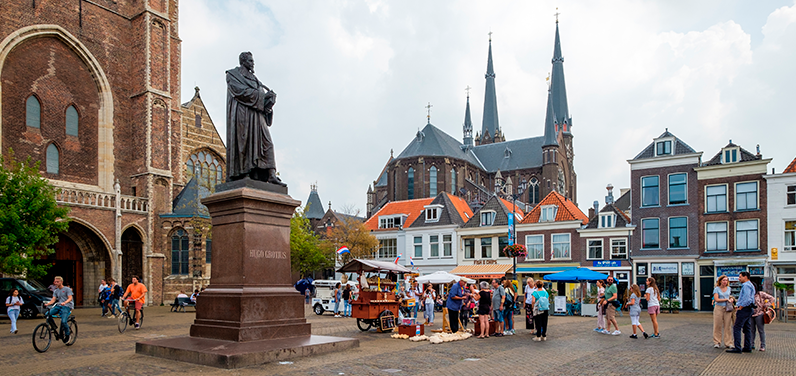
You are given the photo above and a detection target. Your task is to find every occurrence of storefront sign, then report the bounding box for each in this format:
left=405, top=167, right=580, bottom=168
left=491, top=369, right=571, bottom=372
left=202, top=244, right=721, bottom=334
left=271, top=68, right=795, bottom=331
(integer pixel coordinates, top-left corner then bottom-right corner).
left=749, top=266, right=764, bottom=276
left=717, top=265, right=746, bottom=281
left=682, top=263, right=695, bottom=276
left=474, top=259, right=498, bottom=265
left=593, top=260, right=621, bottom=268
left=651, top=263, right=678, bottom=274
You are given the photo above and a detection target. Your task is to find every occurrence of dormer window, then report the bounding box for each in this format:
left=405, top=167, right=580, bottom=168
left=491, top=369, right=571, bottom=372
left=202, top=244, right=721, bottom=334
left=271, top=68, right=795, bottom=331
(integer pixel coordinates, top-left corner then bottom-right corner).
left=722, top=147, right=739, bottom=163
left=480, top=211, right=496, bottom=226
left=425, top=204, right=443, bottom=223
left=378, top=215, right=406, bottom=229
left=655, top=140, right=672, bottom=156
left=540, top=205, right=558, bottom=222
left=599, top=213, right=615, bottom=228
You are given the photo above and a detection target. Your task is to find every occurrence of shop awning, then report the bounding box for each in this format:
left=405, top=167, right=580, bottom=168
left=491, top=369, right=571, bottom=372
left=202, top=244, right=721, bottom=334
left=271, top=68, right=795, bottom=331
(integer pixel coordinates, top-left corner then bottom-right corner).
left=450, top=264, right=512, bottom=279
left=515, top=264, right=579, bottom=274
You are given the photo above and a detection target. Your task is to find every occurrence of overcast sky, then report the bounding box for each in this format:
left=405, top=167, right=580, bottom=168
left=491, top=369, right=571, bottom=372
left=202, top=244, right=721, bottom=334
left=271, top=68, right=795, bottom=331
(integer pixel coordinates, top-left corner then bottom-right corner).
left=180, top=0, right=796, bottom=216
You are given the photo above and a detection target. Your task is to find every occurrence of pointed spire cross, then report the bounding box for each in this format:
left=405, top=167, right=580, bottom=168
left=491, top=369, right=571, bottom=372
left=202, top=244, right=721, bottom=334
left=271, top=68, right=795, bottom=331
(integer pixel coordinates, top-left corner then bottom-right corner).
left=425, top=102, right=433, bottom=123
left=488, top=31, right=493, bottom=42
left=465, top=85, right=471, bottom=98
left=555, top=8, right=560, bottom=23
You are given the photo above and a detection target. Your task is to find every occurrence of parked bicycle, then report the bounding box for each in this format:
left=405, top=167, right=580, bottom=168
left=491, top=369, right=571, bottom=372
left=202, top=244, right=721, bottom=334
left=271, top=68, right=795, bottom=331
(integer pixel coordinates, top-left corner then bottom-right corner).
left=117, top=299, right=144, bottom=333
left=32, top=304, right=77, bottom=353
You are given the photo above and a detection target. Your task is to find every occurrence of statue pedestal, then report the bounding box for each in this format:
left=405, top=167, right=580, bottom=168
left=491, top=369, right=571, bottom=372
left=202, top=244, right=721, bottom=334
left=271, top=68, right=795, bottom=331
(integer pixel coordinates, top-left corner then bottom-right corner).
left=136, top=186, right=358, bottom=368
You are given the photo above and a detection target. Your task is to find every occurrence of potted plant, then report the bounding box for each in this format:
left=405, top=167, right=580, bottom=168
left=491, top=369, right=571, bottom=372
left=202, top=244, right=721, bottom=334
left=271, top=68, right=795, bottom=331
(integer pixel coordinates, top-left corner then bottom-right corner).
left=660, top=298, right=681, bottom=313
left=502, top=244, right=527, bottom=258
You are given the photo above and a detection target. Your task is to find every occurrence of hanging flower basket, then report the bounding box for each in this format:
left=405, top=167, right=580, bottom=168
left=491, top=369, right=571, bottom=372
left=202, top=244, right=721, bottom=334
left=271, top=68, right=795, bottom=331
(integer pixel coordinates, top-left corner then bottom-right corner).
left=502, top=244, right=527, bottom=258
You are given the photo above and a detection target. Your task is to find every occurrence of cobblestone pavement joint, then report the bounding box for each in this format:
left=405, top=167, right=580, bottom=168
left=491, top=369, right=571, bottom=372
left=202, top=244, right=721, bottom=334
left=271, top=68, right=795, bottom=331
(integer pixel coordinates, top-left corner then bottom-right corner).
left=1, top=306, right=794, bottom=375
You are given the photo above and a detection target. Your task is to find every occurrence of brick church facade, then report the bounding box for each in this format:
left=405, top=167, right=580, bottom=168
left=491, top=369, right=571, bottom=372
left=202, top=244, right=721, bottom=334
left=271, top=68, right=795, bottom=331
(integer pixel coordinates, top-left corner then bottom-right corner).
left=1, top=1, right=224, bottom=306
left=367, top=22, right=577, bottom=218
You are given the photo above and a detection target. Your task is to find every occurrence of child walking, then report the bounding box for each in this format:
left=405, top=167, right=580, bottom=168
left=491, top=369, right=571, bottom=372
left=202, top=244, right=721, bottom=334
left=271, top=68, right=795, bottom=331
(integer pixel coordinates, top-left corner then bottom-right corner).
left=627, top=284, right=649, bottom=339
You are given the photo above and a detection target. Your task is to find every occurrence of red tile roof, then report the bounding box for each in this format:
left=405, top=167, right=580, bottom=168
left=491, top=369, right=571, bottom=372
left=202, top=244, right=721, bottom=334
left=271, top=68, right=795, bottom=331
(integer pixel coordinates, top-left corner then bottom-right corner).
left=364, top=197, right=434, bottom=231
left=520, top=191, right=588, bottom=224
left=499, top=198, right=525, bottom=218
left=785, top=156, right=796, bottom=174
left=448, top=193, right=475, bottom=223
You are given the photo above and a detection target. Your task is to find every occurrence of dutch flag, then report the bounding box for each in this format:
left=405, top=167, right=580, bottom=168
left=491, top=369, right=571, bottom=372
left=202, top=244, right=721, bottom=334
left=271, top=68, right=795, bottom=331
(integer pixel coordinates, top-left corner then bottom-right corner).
left=408, top=255, right=415, bottom=267
left=394, top=253, right=402, bottom=264
left=336, top=246, right=350, bottom=255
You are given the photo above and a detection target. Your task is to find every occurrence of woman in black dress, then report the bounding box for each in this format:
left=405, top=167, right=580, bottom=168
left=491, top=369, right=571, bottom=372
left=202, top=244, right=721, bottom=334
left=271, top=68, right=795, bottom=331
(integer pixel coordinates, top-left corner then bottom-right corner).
left=477, top=281, right=492, bottom=338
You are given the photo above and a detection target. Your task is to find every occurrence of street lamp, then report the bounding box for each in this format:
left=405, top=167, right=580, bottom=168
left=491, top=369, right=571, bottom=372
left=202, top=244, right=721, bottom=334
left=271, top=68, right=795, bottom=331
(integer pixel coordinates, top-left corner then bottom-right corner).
left=495, top=177, right=528, bottom=282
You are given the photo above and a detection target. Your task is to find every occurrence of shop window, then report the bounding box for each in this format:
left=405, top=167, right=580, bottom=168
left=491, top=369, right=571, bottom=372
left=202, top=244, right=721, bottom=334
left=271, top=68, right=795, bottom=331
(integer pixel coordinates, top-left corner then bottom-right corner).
left=430, top=235, right=439, bottom=257
left=443, top=235, right=452, bottom=257
left=45, top=144, right=59, bottom=174
left=525, top=235, right=544, bottom=260
left=26, top=95, right=40, bottom=128
left=668, top=217, right=688, bottom=248
left=641, top=218, right=659, bottom=249
left=464, top=238, right=475, bottom=259
left=786, top=221, right=796, bottom=252
left=611, top=239, right=627, bottom=259
left=552, top=234, right=571, bottom=259
left=699, top=265, right=714, bottom=276
left=171, top=229, right=189, bottom=275
left=65, top=105, right=79, bottom=136
left=668, top=173, right=687, bottom=205
left=378, top=238, right=397, bottom=259
left=587, top=239, right=603, bottom=259
left=706, top=222, right=728, bottom=251
left=481, top=237, right=492, bottom=258
left=414, top=236, right=423, bottom=258
left=498, top=236, right=509, bottom=257
left=407, top=167, right=414, bottom=199
left=429, top=166, right=437, bottom=197
left=706, top=185, right=727, bottom=213
left=642, top=176, right=659, bottom=207
left=736, top=220, right=758, bottom=251
left=735, top=182, right=758, bottom=211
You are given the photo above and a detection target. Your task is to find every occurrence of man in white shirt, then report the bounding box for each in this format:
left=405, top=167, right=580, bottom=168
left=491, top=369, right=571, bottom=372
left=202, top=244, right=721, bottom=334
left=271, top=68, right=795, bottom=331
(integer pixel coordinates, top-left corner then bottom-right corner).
left=408, top=280, right=423, bottom=319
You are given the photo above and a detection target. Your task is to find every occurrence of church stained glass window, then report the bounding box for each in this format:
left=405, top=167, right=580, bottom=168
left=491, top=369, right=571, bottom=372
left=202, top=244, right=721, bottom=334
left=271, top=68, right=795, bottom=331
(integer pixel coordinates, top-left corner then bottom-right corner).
left=26, top=96, right=40, bottom=128
left=65, top=106, right=79, bottom=136
left=429, top=166, right=437, bottom=197
left=46, top=144, right=59, bottom=174
left=171, top=229, right=189, bottom=275
left=186, top=150, right=223, bottom=189
left=407, top=167, right=414, bottom=199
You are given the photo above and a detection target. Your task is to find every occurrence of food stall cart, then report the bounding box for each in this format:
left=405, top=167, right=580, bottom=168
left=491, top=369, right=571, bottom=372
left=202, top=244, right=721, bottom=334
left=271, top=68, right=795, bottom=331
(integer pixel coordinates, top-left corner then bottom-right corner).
left=338, top=259, right=412, bottom=333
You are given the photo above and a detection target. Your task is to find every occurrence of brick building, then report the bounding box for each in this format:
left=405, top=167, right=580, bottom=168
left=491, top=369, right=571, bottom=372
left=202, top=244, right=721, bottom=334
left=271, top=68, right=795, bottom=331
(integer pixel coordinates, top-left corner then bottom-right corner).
left=694, top=142, right=770, bottom=310
left=367, top=21, right=577, bottom=218
left=1, top=1, right=222, bottom=306
left=627, top=130, right=702, bottom=310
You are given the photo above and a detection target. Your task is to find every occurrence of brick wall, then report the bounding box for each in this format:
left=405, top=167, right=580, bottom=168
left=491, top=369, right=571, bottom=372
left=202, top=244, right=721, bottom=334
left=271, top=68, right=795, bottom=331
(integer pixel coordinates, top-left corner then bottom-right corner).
left=516, top=227, right=584, bottom=263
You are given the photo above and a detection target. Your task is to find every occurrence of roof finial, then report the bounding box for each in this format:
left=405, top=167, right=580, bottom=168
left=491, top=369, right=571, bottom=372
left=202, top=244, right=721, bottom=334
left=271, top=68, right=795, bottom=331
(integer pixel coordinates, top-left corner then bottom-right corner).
left=425, top=102, right=433, bottom=124
left=488, top=30, right=493, bottom=42
left=554, top=7, right=560, bottom=23
left=465, top=85, right=471, bottom=99
left=390, top=148, right=394, bottom=158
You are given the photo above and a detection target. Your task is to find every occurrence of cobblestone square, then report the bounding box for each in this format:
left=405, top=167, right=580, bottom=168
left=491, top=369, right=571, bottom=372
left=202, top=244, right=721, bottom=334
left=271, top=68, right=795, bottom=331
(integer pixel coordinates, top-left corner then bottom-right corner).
left=1, top=306, right=795, bottom=375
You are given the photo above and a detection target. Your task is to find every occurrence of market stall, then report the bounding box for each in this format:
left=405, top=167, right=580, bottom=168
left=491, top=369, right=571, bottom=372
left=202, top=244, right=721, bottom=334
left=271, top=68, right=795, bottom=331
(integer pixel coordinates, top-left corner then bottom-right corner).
left=544, top=268, right=609, bottom=317
left=338, top=259, right=412, bottom=333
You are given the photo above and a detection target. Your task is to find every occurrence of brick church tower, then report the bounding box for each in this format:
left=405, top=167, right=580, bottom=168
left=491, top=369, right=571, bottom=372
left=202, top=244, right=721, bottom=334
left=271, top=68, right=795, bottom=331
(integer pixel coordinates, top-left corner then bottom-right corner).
left=1, top=1, right=183, bottom=306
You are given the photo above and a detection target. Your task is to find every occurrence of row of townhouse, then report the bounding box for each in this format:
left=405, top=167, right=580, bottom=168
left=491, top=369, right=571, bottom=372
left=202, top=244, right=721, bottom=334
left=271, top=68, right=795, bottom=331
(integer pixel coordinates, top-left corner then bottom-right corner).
left=364, top=130, right=796, bottom=311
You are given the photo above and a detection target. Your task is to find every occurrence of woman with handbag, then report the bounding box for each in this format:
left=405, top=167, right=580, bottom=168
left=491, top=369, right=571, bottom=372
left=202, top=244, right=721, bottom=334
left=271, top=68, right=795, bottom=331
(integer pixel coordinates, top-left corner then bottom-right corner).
left=524, top=278, right=535, bottom=334
left=712, top=275, right=734, bottom=348
left=750, top=283, right=775, bottom=352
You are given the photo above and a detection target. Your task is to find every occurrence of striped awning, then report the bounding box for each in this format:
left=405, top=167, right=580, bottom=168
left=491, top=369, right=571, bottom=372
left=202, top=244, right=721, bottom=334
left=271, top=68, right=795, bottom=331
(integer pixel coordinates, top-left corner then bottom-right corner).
left=450, top=264, right=513, bottom=279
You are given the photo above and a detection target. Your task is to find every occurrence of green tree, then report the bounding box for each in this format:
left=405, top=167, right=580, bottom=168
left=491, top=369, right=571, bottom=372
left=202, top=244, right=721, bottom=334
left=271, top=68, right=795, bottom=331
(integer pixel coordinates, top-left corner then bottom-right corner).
left=0, top=152, right=70, bottom=278
left=290, top=206, right=333, bottom=277
left=322, top=215, right=379, bottom=264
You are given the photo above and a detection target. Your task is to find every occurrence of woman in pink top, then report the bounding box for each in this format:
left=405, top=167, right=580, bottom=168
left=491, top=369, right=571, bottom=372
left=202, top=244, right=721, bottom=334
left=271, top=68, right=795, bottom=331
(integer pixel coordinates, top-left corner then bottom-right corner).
left=750, top=283, right=774, bottom=351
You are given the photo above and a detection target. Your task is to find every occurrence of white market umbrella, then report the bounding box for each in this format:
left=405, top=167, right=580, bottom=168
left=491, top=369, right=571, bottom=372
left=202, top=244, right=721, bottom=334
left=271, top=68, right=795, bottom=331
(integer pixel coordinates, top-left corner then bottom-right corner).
left=415, top=271, right=475, bottom=285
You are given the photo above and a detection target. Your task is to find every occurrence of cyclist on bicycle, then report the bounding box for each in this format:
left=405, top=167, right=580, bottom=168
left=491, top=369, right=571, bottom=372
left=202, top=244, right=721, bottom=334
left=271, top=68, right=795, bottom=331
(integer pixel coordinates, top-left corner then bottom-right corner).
left=44, top=276, right=74, bottom=343
left=121, top=276, right=147, bottom=329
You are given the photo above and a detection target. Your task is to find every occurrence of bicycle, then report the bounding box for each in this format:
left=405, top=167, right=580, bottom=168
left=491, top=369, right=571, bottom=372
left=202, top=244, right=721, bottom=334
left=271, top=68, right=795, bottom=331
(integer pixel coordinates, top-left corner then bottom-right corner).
left=117, top=299, right=144, bottom=333
left=32, top=304, right=78, bottom=353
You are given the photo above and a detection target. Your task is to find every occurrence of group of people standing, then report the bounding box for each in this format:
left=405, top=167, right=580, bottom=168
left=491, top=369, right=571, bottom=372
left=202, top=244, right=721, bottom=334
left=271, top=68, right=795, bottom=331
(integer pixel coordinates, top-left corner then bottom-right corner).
left=97, top=279, right=123, bottom=318
left=593, top=276, right=661, bottom=339
left=714, top=272, right=775, bottom=353
left=332, top=283, right=353, bottom=318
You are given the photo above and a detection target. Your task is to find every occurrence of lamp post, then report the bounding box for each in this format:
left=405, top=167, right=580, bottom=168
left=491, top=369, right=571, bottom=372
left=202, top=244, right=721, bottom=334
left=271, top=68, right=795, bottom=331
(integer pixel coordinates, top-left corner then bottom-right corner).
left=495, top=177, right=528, bottom=282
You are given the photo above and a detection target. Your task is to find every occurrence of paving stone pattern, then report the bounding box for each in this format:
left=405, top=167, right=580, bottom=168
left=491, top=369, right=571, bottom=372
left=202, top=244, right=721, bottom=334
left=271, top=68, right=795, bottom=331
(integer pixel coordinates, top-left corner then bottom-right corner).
left=1, top=306, right=794, bottom=375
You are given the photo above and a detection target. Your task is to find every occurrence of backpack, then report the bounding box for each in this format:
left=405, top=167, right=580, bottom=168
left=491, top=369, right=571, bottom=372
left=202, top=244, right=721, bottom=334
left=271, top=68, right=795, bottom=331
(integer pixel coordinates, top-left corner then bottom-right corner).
left=504, top=291, right=515, bottom=311
left=100, top=287, right=112, bottom=302
left=534, top=291, right=550, bottom=311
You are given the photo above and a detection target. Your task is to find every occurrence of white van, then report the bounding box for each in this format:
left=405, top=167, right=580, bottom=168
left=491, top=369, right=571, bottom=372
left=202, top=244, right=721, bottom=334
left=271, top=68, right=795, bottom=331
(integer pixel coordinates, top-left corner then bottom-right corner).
left=311, top=280, right=357, bottom=315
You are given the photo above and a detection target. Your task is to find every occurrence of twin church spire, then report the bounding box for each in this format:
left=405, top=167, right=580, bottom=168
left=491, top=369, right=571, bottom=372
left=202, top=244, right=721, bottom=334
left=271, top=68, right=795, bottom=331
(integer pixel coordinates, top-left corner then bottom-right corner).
left=465, top=19, right=572, bottom=147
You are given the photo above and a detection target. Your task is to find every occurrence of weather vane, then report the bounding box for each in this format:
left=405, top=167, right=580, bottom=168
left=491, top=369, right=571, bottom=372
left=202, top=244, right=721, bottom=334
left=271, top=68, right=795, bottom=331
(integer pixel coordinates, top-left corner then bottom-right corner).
left=425, top=102, right=433, bottom=122
left=465, top=85, right=471, bottom=98
left=555, top=7, right=560, bottom=23
left=488, top=30, right=493, bottom=42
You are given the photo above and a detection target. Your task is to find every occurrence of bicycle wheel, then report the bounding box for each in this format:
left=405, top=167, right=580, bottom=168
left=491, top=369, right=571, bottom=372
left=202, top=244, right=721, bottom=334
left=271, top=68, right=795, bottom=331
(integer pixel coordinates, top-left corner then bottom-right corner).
left=117, top=312, right=129, bottom=333
left=138, top=309, right=144, bottom=328
left=66, top=319, right=78, bottom=346
left=32, top=323, right=52, bottom=353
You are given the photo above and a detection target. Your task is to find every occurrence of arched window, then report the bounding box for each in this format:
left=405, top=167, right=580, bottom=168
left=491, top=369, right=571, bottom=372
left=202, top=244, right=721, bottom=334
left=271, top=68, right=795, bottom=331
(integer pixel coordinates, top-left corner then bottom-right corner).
left=429, top=166, right=437, bottom=197
left=65, top=105, right=79, bottom=136
left=26, top=96, right=40, bottom=128
left=46, top=144, right=59, bottom=174
left=407, top=167, right=414, bottom=199
left=529, top=177, right=540, bottom=204
left=186, top=150, right=224, bottom=189
left=171, top=229, right=190, bottom=275
left=451, top=168, right=457, bottom=194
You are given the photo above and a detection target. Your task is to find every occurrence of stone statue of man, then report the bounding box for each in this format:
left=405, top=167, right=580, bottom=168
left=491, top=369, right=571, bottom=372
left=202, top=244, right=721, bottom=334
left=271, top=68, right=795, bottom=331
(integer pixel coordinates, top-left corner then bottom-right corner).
left=225, top=52, right=286, bottom=186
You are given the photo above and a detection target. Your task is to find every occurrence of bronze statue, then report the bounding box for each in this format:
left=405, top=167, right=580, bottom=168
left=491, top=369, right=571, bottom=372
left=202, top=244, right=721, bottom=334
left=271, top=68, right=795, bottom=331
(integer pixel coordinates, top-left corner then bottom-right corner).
left=225, top=52, right=286, bottom=186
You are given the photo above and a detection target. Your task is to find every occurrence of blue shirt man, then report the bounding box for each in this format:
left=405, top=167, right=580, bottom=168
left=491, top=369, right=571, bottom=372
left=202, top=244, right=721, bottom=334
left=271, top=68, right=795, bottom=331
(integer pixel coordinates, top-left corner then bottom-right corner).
left=736, top=280, right=756, bottom=308
left=728, top=271, right=756, bottom=353
left=446, top=280, right=467, bottom=332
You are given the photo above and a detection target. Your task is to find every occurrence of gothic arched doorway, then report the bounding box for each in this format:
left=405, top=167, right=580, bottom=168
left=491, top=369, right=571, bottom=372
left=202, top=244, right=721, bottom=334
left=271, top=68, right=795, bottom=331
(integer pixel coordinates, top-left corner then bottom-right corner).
left=122, top=228, right=144, bottom=287
left=39, top=234, right=84, bottom=305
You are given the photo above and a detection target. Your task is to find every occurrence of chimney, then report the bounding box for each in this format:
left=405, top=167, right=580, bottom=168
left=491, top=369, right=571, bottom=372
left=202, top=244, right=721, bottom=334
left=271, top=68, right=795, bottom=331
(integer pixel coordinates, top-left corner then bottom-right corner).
left=588, top=207, right=595, bottom=219
left=756, top=144, right=761, bottom=159
left=605, top=184, right=614, bottom=205
left=591, top=200, right=599, bottom=218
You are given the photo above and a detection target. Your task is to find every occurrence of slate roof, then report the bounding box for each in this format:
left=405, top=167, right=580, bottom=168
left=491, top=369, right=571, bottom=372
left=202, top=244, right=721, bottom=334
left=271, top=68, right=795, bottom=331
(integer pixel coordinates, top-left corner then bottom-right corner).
left=463, top=194, right=520, bottom=228
left=471, top=137, right=544, bottom=172
left=375, top=172, right=388, bottom=187
left=584, top=203, right=631, bottom=229
left=702, top=143, right=760, bottom=166
left=520, top=190, right=588, bottom=224
left=613, top=189, right=631, bottom=213
left=785, top=156, right=796, bottom=173
left=632, top=130, right=698, bottom=160
left=364, top=197, right=435, bottom=232
left=168, top=177, right=210, bottom=218
left=550, top=22, right=572, bottom=131
left=542, top=90, right=559, bottom=147
left=408, top=193, right=474, bottom=228
left=481, top=39, right=500, bottom=142
left=396, top=123, right=484, bottom=169
left=305, top=189, right=325, bottom=219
